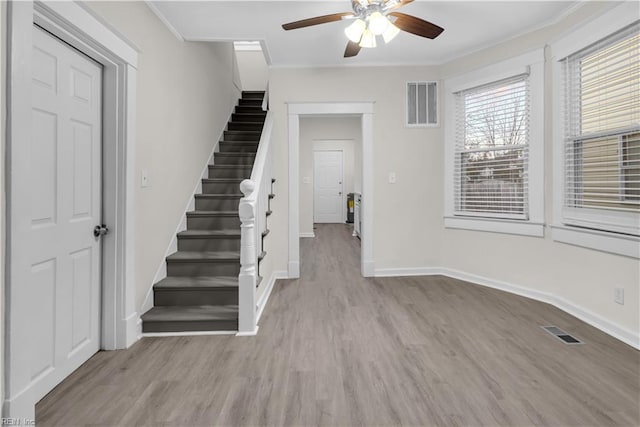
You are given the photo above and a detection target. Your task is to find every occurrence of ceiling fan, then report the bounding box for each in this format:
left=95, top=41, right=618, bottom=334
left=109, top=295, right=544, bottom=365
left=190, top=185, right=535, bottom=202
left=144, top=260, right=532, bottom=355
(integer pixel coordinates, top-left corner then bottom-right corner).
left=281, top=0, right=444, bottom=58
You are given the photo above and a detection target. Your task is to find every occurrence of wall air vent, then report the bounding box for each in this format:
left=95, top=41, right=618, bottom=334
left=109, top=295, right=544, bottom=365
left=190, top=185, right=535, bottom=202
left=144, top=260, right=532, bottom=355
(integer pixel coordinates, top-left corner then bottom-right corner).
left=406, top=81, right=438, bottom=127
left=542, top=326, right=584, bottom=345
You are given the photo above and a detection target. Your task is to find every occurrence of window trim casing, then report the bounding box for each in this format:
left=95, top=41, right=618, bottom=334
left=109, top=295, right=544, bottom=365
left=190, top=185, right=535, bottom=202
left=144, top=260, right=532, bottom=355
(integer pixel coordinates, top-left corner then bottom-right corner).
left=405, top=80, right=439, bottom=128
left=444, top=48, right=545, bottom=237
left=550, top=3, right=640, bottom=258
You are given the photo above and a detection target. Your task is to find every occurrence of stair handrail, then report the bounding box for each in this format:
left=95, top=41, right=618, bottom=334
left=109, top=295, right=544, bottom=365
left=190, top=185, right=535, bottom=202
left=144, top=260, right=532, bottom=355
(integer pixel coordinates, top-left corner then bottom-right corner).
left=238, top=109, right=274, bottom=335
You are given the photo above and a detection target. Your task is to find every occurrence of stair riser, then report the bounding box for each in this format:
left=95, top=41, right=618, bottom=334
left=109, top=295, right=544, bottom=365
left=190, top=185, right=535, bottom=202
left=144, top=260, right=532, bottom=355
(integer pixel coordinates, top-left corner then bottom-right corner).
left=235, top=106, right=264, bottom=114
left=227, top=122, right=263, bottom=132
left=154, top=289, right=238, bottom=306
left=242, top=92, right=265, bottom=99
left=231, top=114, right=266, bottom=122
left=214, top=156, right=256, bottom=166
left=167, top=262, right=240, bottom=277
left=238, top=99, right=262, bottom=106
left=219, top=143, right=259, bottom=153
left=177, top=237, right=241, bottom=252
left=142, top=319, right=238, bottom=333
left=187, top=215, right=240, bottom=229
left=224, top=132, right=261, bottom=141
left=208, top=167, right=252, bottom=179
left=195, top=198, right=241, bottom=211
left=202, top=181, right=243, bottom=193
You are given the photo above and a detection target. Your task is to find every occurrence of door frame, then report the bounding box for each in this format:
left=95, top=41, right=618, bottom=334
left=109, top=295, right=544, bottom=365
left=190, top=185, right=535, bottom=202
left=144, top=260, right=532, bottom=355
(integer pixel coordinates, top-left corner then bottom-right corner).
left=313, top=149, right=345, bottom=224
left=288, top=103, right=375, bottom=278
left=6, top=1, right=138, bottom=418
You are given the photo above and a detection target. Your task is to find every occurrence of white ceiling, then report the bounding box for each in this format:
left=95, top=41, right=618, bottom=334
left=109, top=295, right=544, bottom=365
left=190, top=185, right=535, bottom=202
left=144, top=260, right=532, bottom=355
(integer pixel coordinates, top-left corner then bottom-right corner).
left=149, top=0, right=581, bottom=67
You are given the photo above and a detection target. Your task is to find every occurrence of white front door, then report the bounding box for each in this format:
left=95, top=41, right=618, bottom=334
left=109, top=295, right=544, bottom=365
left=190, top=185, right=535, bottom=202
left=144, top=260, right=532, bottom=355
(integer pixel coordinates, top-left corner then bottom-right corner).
left=23, top=25, right=103, bottom=402
left=314, top=150, right=344, bottom=223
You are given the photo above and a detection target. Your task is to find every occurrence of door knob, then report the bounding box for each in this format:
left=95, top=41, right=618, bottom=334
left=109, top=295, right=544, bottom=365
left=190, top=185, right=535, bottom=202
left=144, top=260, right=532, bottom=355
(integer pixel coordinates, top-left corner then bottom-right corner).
left=339, top=192, right=342, bottom=195
left=93, top=224, right=109, bottom=238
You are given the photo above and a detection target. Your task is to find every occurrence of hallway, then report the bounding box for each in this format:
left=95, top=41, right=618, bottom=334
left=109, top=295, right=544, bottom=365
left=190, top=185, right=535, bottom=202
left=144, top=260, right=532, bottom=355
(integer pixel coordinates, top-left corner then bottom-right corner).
left=36, top=224, right=639, bottom=426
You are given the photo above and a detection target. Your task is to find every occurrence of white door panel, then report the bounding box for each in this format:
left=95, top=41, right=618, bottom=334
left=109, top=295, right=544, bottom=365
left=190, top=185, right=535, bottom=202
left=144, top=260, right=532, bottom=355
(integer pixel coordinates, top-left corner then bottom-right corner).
left=25, top=25, right=102, bottom=402
left=314, top=151, right=343, bottom=223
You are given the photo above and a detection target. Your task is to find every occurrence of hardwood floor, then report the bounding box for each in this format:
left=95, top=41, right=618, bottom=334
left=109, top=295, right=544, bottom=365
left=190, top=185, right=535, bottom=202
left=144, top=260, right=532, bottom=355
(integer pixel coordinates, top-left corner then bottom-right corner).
left=36, top=223, right=640, bottom=426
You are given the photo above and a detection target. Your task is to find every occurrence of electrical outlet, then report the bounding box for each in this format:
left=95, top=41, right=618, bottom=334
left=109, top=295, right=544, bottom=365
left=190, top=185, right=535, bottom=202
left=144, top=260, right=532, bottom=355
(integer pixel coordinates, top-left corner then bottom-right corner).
left=614, top=288, right=624, bottom=305
left=388, top=172, right=396, bottom=184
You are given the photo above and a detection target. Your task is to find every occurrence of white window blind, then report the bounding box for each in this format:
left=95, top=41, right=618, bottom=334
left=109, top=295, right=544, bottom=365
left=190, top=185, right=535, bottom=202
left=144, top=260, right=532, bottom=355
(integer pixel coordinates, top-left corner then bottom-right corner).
left=407, top=81, right=438, bottom=126
left=454, top=74, right=530, bottom=219
left=562, top=22, right=639, bottom=234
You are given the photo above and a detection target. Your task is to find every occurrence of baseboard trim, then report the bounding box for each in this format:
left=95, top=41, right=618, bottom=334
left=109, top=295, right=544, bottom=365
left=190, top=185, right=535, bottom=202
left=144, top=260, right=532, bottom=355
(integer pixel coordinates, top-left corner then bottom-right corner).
left=374, top=266, right=639, bottom=350
left=299, top=232, right=315, bottom=238
left=288, top=261, right=300, bottom=279
left=374, top=267, right=443, bottom=277
left=125, top=312, right=140, bottom=348
left=256, top=270, right=288, bottom=323
left=3, top=385, right=35, bottom=420
left=142, top=330, right=237, bottom=338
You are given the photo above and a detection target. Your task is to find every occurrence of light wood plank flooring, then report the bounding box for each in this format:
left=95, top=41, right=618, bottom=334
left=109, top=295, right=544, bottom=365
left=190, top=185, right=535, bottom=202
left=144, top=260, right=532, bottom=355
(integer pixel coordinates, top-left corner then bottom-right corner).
left=37, top=223, right=639, bottom=426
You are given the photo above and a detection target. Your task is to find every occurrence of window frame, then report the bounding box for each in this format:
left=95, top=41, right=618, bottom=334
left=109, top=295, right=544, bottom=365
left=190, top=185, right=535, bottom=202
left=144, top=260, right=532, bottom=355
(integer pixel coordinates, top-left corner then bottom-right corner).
left=551, top=3, right=640, bottom=258
left=444, top=49, right=545, bottom=237
left=405, top=80, right=439, bottom=128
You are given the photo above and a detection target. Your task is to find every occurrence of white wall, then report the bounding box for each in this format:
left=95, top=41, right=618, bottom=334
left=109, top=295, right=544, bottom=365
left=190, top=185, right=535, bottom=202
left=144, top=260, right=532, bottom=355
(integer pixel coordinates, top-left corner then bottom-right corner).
left=87, top=2, right=240, bottom=310
left=235, top=50, right=268, bottom=91
left=267, top=1, right=639, bottom=345
left=269, top=64, right=443, bottom=272
left=299, top=117, right=361, bottom=235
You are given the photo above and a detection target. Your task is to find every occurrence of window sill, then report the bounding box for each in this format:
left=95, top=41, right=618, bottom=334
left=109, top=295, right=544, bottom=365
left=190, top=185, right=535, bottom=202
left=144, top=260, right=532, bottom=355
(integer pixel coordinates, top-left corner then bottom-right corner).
left=551, top=225, right=639, bottom=259
left=444, top=216, right=544, bottom=237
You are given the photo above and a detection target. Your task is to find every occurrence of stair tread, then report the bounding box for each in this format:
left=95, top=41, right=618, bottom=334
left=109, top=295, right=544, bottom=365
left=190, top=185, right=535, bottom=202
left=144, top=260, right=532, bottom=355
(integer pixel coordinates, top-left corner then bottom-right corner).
left=202, top=177, right=245, bottom=182
left=195, top=193, right=243, bottom=198
left=219, top=141, right=260, bottom=144
left=155, top=276, right=238, bottom=289
left=178, top=229, right=240, bottom=237
left=167, top=251, right=240, bottom=261
left=215, top=153, right=256, bottom=156
left=142, top=305, right=238, bottom=322
left=187, top=210, right=238, bottom=216
left=209, top=164, right=253, bottom=169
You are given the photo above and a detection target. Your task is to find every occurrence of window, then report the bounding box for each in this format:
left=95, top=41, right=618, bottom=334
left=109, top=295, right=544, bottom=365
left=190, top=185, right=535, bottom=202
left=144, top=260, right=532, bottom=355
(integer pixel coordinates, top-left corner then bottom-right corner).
left=561, top=22, right=639, bottom=236
left=444, top=49, right=544, bottom=236
left=406, top=81, right=438, bottom=126
left=454, top=75, right=529, bottom=219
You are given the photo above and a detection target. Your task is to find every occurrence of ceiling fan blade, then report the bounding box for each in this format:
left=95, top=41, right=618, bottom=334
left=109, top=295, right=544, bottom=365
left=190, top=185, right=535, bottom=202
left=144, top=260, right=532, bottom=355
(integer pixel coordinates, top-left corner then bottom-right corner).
left=385, top=0, right=414, bottom=11
left=344, top=40, right=362, bottom=58
left=388, top=12, right=444, bottom=39
left=282, top=12, right=353, bottom=30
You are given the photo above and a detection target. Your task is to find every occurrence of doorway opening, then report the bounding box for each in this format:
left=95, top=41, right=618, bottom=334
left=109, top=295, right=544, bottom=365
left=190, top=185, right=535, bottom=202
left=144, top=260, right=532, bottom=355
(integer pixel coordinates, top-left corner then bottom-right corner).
left=287, top=103, right=374, bottom=279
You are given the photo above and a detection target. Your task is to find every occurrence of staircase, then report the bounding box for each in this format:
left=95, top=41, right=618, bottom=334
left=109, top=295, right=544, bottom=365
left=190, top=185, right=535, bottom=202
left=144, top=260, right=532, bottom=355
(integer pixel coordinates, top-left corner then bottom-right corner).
left=141, top=91, right=269, bottom=333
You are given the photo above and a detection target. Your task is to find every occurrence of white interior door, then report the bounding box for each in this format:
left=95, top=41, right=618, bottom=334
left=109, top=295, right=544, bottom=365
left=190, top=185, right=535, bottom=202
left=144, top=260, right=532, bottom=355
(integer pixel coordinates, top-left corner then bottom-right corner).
left=24, top=25, right=103, bottom=402
left=314, top=150, right=344, bottom=223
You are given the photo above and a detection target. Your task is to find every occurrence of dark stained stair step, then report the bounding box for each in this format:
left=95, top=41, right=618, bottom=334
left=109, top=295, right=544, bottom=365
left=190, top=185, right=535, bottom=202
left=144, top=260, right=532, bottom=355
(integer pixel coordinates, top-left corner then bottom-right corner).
left=231, top=113, right=267, bottom=122
left=213, top=153, right=256, bottom=166
left=242, top=91, right=265, bottom=99
left=224, top=130, right=261, bottom=141
left=141, top=305, right=238, bottom=333
left=228, top=122, right=264, bottom=131
left=166, top=251, right=241, bottom=277
left=235, top=105, right=264, bottom=114
left=153, top=276, right=238, bottom=306
left=238, top=98, right=263, bottom=106
left=194, top=193, right=242, bottom=211
left=187, top=210, right=240, bottom=229
left=219, top=141, right=259, bottom=153
left=208, top=164, right=253, bottom=178
left=202, top=178, right=245, bottom=194
left=177, top=229, right=241, bottom=251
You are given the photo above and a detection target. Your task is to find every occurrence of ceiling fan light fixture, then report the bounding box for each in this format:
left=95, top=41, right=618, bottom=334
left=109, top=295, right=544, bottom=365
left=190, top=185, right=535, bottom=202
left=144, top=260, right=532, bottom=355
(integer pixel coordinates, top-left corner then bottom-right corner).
left=345, top=18, right=366, bottom=43
left=368, top=11, right=389, bottom=35
left=359, top=28, right=377, bottom=48
left=382, top=22, right=401, bottom=43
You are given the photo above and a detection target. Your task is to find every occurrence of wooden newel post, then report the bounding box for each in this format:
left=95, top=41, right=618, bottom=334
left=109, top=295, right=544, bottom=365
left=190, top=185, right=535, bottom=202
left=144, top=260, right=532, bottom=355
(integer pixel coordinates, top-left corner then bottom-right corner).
left=238, top=179, right=258, bottom=335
